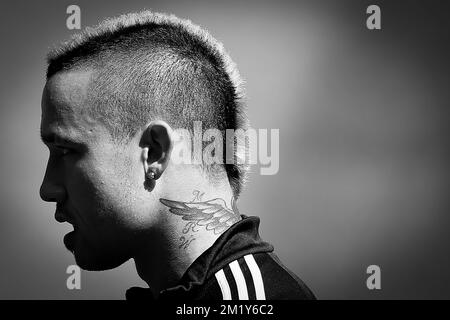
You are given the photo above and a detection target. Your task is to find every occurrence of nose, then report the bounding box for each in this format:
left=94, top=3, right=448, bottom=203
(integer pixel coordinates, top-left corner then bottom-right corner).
left=40, top=181, right=66, bottom=203
left=40, top=162, right=66, bottom=203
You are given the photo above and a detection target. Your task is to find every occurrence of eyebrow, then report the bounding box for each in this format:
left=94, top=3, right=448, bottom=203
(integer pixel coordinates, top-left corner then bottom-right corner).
left=40, top=131, right=53, bottom=144
left=40, top=130, right=81, bottom=146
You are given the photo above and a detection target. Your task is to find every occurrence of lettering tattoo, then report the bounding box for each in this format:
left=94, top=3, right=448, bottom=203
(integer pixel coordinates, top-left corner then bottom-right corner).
left=192, top=190, right=205, bottom=202
left=160, top=193, right=241, bottom=249
left=179, top=235, right=196, bottom=249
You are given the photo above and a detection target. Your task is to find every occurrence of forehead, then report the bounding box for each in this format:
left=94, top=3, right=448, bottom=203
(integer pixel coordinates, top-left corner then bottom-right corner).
left=41, top=70, right=105, bottom=143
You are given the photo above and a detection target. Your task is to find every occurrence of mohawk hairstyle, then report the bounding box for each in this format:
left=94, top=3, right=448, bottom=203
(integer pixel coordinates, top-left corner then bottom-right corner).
left=46, top=11, right=249, bottom=198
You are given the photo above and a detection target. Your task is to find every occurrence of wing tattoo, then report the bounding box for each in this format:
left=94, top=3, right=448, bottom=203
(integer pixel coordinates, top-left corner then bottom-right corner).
left=159, top=197, right=240, bottom=235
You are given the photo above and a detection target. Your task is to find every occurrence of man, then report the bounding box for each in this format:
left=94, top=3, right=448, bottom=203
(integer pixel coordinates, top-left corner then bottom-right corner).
left=40, top=10, right=315, bottom=300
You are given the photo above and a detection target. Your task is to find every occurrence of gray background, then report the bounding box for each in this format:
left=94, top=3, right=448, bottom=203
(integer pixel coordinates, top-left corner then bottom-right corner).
left=0, top=0, right=449, bottom=299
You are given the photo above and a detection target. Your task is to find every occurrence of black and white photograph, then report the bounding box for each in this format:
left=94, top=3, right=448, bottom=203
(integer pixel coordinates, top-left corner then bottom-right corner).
left=0, top=0, right=449, bottom=311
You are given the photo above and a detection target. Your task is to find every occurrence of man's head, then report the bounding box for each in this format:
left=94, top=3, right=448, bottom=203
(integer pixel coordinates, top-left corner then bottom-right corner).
left=40, top=11, right=248, bottom=271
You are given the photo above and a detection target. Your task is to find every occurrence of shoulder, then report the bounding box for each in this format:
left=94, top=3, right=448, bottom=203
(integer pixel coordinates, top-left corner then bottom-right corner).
left=258, top=252, right=316, bottom=300
left=199, top=253, right=316, bottom=300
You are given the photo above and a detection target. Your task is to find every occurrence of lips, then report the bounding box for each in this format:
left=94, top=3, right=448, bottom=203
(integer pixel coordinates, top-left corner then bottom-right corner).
left=55, top=206, right=75, bottom=225
left=55, top=205, right=77, bottom=253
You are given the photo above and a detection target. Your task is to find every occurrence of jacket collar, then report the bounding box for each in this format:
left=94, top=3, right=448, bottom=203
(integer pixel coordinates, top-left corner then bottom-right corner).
left=126, top=215, right=273, bottom=300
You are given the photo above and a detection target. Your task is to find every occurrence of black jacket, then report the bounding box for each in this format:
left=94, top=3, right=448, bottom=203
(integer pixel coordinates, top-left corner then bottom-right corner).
left=126, top=216, right=316, bottom=300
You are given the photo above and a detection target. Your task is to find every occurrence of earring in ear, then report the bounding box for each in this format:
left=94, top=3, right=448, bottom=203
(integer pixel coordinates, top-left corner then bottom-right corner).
left=147, top=170, right=156, bottom=180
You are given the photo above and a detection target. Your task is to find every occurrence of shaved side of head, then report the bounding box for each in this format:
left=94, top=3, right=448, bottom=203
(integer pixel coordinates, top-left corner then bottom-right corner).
left=46, top=11, right=249, bottom=197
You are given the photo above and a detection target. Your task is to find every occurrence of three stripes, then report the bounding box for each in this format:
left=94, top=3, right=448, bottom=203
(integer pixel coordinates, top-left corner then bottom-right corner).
left=214, top=254, right=265, bottom=300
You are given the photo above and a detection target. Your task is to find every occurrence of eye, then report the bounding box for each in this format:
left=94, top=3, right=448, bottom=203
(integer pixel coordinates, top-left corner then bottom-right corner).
left=56, top=146, right=74, bottom=157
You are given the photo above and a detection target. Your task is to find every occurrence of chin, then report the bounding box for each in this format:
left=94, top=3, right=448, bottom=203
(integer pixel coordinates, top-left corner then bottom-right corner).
left=72, top=241, right=131, bottom=271
left=74, top=250, right=130, bottom=271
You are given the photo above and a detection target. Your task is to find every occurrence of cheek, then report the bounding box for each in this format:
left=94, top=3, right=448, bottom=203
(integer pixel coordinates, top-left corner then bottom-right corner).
left=65, top=150, right=144, bottom=228
left=64, top=156, right=119, bottom=214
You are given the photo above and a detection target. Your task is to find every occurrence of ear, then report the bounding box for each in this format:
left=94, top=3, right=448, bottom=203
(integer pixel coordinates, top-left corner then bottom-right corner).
left=140, top=120, right=174, bottom=181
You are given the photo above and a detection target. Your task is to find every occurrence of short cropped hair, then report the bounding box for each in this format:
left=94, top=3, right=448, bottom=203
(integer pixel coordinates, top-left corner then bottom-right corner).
left=46, top=11, right=248, bottom=198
